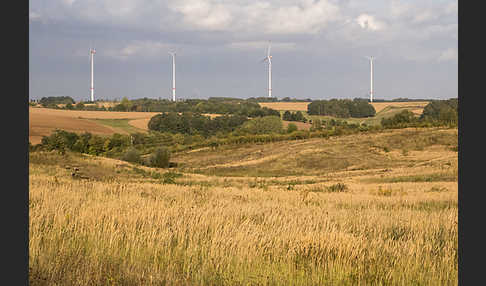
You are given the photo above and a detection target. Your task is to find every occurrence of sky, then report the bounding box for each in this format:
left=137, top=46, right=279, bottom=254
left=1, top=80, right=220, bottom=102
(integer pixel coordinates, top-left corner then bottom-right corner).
left=29, top=0, right=458, bottom=102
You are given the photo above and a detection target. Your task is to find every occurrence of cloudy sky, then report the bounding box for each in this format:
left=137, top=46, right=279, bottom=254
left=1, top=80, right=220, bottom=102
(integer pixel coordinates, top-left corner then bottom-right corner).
left=29, top=0, right=458, bottom=101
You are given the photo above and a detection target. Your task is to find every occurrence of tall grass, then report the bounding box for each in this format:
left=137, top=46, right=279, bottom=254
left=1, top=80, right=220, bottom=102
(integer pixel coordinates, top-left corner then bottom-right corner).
left=29, top=161, right=457, bottom=285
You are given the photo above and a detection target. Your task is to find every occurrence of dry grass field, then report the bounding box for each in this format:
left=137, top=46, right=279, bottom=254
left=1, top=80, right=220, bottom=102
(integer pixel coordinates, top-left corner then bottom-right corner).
left=29, top=127, right=457, bottom=285
left=29, top=107, right=158, bottom=144
left=259, top=102, right=310, bottom=111
left=258, top=101, right=429, bottom=115
left=371, top=101, right=429, bottom=114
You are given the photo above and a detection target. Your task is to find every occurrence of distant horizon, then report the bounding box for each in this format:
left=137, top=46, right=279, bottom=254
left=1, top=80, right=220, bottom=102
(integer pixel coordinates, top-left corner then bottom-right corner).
left=30, top=95, right=456, bottom=103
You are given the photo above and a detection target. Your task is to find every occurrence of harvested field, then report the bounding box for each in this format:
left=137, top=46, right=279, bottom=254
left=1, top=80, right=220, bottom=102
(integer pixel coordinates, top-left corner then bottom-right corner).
left=258, top=102, right=310, bottom=111
left=371, top=101, right=429, bottom=114
left=128, top=118, right=151, bottom=131
left=259, top=101, right=429, bottom=116
left=29, top=107, right=158, bottom=144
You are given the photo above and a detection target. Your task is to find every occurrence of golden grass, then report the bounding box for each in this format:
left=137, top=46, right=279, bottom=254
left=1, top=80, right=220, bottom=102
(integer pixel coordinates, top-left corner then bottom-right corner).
left=127, top=118, right=151, bottom=131
left=258, top=101, right=429, bottom=116
left=29, top=127, right=457, bottom=285
left=258, top=102, right=310, bottom=111
left=371, top=101, right=429, bottom=114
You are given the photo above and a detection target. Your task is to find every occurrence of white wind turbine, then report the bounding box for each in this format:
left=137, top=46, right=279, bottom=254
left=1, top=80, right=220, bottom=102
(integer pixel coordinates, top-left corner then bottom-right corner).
left=365, top=56, right=375, bottom=102
left=168, top=50, right=176, bottom=102
left=261, top=41, right=272, bottom=98
left=89, top=47, right=96, bottom=102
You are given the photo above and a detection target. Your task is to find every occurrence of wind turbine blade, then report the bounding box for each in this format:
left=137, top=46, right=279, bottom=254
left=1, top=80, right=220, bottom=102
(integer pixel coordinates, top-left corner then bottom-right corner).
left=261, top=58, right=268, bottom=63
left=267, top=42, right=271, bottom=58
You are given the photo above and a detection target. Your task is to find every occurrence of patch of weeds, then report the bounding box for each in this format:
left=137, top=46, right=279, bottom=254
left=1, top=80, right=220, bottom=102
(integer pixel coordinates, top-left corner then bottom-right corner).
left=370, top=172, right=457, bottom=183
left=286, top=181, right=298, bottom=191
left=326, top=183, right=348, bottom=192
left=450, top=146, right=458, bottom=152
left=425, top=186, right=449, bottom=193
left=375, top=186, right=393, bottom=197
left=162, top=171, right=183, bottom=184
left=307, top=183, right=348, bottom=193
left=383, top=146, right=390, bottom=153
left=385, top=225, right=412, bottom=241
left=150, top=172, right=162, bottom=180
left=307, top=186, right=327, bottom=193
left=401, top=149, right=409, bottom=156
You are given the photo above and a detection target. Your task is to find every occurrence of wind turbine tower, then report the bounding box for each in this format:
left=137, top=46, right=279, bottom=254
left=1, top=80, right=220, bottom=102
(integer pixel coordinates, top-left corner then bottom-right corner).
left=90, top=48, right=96, bottom=102
left=262, top=42, right=272, bottom=98
left=367, top=56, right=374, bottom=102
left=169, top=51, right=176, bottom=102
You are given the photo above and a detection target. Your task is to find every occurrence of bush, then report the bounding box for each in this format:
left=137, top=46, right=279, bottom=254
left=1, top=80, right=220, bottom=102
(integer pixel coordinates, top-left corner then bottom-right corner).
left=149, top=147, right=170, bottom=168
left=122, top=147, right=141, bottom=164
left=287, top=123, right=298, bottom=133
left=239, top=116, right=283, bottom=135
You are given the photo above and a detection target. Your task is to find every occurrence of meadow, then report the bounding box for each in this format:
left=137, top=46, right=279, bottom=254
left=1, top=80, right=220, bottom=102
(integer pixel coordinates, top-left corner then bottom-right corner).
left=29, top=127, right=457, bottom=285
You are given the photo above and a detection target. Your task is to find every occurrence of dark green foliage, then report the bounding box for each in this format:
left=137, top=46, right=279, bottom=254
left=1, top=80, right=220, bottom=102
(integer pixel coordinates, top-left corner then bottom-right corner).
left=149, top=147, right=171, bottom=168
left=308, top=98, right=376, bottom=118
left=287, top=123, right=298, bottom=133
left=148, top=112, right=248, bottom=137
left=381, top=110, right=418, bottom=128
left=283, top=111, right=307, bottom=122
left=118, top=97, right=279, bottom=117
left=75, top=102, right=85, bottom=110
left=40, top=129, right=80, bottom=153
left=39, top=96, right=75, bottom=107
left=87, top=136, right=106, bottom=155
left=122, top=147, right=141, bottom=164
left=420, top=98, right=458, bottom=125
left=238, top=116, right=284, bottom=135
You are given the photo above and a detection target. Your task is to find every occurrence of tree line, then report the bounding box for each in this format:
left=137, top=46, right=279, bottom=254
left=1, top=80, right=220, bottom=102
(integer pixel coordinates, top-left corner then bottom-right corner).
left=282, top=111, right=307, bottom=122
left=381, top=98, right=457, bottom=128
left=307, top=98, right=376, bottom=118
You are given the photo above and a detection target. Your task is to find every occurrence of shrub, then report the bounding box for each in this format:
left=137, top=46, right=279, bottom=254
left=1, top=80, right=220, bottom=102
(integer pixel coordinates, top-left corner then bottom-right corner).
left=287, top=123, right=298, bottom=133
left=122, top=147, right=141, bottom=164
left=149, top=147, right=170, bottom=168
left=239, top=116, right=283, bottom=135
left=162, top=171, right=183, bottom=184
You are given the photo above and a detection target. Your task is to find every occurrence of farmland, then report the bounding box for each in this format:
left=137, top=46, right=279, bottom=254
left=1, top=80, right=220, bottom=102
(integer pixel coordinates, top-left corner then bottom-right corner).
left=258, top=101, right=429, bottom=115
left=29, top=127, right=457, bottom=285
left=29, top=107, right=157, bottom=144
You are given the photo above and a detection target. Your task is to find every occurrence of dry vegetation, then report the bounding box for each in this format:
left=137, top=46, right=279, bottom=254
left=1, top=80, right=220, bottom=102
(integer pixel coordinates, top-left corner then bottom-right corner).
left=30, top=127, right=457, bottom=285
left=258, top=101, right=429, bottom=115
left=258, top=102, right=310, bottom=111
left=371, top=101, right=429, bottom=114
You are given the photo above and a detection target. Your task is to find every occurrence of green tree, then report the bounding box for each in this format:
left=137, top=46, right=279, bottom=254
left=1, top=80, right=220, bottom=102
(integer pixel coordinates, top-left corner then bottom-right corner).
left=283, top=111, right=292, bottom=121
left=75, top=102, right=85, bottom=110
left=239, top=116, right=283, bottom=135
left=149, top=147, right=170, bottom=168
left=122, top=147, right=141, bottom=163
left=287, top=123, right=298, bottom=133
